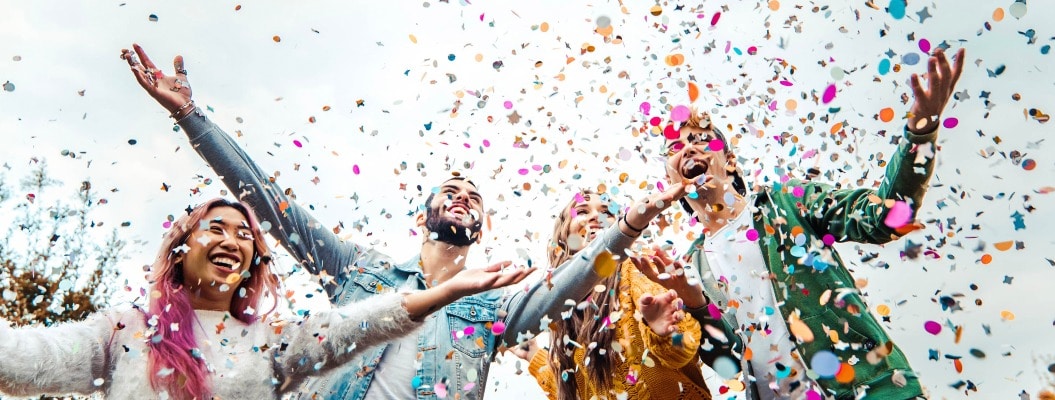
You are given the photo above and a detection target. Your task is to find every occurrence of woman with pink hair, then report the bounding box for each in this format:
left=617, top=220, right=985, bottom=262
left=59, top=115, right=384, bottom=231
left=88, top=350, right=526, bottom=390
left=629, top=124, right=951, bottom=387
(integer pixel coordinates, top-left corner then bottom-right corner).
left=0, top=198, right=533, bottom=399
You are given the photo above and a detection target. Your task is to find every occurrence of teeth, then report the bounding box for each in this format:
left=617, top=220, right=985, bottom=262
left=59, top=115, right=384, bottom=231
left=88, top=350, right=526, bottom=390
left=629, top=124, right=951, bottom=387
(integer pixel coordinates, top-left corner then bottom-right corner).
left=210, top=256, right=239, bottom=269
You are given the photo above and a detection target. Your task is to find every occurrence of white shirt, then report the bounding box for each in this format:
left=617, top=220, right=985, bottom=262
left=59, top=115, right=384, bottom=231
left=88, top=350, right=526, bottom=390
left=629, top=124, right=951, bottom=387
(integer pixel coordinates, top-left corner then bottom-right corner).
left=703, top=203, right=820, bottom=399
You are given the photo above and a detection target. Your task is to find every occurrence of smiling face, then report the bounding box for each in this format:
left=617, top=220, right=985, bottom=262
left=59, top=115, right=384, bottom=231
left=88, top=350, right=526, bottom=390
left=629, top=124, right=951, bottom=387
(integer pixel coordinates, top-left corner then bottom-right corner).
left=564, top=193, right=615, bottom=253
left=422, top=178, right=484, bottom=246
left=179, top=206, right=256, bottom=290
left=664, top=124, right=732, bottom=183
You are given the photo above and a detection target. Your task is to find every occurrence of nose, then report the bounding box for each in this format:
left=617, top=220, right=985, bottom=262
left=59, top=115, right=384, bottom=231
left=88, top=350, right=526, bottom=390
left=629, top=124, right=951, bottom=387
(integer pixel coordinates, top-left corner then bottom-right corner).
left=453, top=189, right=470, bottom=203
left=218, top=231, right=239, bottom=250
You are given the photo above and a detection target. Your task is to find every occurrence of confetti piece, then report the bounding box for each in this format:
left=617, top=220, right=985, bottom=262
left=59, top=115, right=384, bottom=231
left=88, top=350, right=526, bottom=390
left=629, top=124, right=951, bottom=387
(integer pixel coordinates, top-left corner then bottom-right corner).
left=924, top=320, right=942, bottom=335
left=670, top=105, right=691, bottom=122
left=593, top=251, right=616, bottom=277
left=883, top=201, right=912, bottom=228
left=878, top=58, right=891, bottom=75
left=876, top=304, right=891, bottom=316
left=1022, top=159, right=1036, bottom=170
left=942, top=117, right=958, bottom=128
left=688, top=82, right=699, bottom=102
left=1008, top=2, right=1026, bottom=19
left=918, top=39, right=931, bottom=53
left=353, top=165, right=360, bottom=175
left=664, top=53, right=685, bottom=66
left=745, top=229, right=759, bottom=241
left=768, top=0, right=780, bottom=11
left=835, top=363, right=855, bottom=383
left=811, top=350, right=840, bottom=378
left=785, top=99, right=798, bottom=111
left=491, top=321, right=505, bottom=335
left=992, top=7, right=1004, bottom=21
left=821, top=84, right=836, bottom=104
left=710, top=11, right=721, bottom=26
left=148, top=14, right=158, bottom=22
left=1000, top=310, right=1015, bottom=321
left=879, top=107, right=895, bottom=122
left=272, top=35, right=281, bottom=42
left=788, top=315, right=815, bottom=342
left=902, top=53, right=921, bottom=66
left=408, top=34, right=417, bottom=43
left=2, top=81, right=14, bottom=92
left=888, top=0, right=907, bottom=19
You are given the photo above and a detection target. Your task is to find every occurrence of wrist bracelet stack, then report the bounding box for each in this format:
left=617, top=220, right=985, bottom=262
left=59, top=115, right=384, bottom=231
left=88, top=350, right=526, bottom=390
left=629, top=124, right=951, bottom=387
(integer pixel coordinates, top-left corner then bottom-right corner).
left=170, top=100, right=195, bottom=120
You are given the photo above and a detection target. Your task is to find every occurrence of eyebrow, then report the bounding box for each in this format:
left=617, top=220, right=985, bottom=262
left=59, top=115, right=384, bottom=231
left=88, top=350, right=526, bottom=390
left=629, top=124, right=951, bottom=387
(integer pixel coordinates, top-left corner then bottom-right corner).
left=209, top=218, right=252, bottom=230
left=442, top=184, right=482, bottom=199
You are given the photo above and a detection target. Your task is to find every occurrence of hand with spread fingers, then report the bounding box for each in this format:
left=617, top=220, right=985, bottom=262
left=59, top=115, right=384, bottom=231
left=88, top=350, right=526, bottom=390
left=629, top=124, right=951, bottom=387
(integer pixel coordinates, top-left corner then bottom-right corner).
left=120, top=43, right=194, bottom=120
left=630, top=245, right=708, bottom=310
left=637, top=289, right=686, bottom=337
left=907, top=47, right=966, bottom=134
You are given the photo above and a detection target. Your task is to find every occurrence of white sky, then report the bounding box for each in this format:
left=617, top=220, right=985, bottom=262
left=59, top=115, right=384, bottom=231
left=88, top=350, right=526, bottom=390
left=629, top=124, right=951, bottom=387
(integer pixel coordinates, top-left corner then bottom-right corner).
left=2, top=0, right=1054, bottom=398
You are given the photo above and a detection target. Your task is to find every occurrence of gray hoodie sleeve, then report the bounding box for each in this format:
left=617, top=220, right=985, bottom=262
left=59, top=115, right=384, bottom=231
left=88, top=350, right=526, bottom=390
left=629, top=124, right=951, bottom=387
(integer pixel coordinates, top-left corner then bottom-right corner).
left=497, top=224, right=636, bottom=348
left=178, top=110, right=360, bottom=299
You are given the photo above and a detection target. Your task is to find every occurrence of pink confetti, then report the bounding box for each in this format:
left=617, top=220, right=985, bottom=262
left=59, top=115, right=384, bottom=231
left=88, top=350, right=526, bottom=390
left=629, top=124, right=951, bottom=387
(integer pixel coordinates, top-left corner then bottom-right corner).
left=708, top=139, right=725, bottom=152
left=503, top=100, right=513, bottom=109
left=792, top=186, right=805, bottom=197
left=671, top=105, right=691, bottom=122
left=479, top=13, right=484, bottom=21
left=822, top=234, right=836, bottom=246
left=883, top=200, right=913, bottom=228
left=943, top=117, right=958, bottom=129
left=649, top=116, right=662, bottom=126
left=491, top=321, right=505, bottom=335
left=707, top=303, right=722, bottom=320
left=482, top=139, right=490, bottom=147
left=924, top=320, right=942, bottom=335
left=656, top=181, right=665, bottom=192
left=663, top=124, right=679, bottom=140
left=780, top=80, right=794, bottom=86
left=919, top=39, right=931, bottom=53
left=574, top=192, right=586, bottom=203
left=710, top=11, right=721, bottom=26
left=293, top=140, right=303, bottom=148
left=821, top=84, right=837, bottom=104
left=745, top=229, right=759, bottom=241
left=435, top=383, right=448, bottom=398
left=806, top=390, right=823, bottom=400
left=162, top=221, right=172, bottom=229
left=353, top=165, right=360, bottom=175
left=747, top=46, right=758, bottom=55
left=463, top=326, right=475, bottom=336
left=640, top=102, right=652, bottom=115
left=517, top=168, right=529, bottom=175
left=768, top=101, right=778, bottom=111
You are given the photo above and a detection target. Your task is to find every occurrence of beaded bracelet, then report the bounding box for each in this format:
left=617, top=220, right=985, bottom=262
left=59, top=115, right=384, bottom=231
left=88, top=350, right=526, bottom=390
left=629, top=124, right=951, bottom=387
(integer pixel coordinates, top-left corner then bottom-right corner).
left=621, top=214, right=647, bottom=234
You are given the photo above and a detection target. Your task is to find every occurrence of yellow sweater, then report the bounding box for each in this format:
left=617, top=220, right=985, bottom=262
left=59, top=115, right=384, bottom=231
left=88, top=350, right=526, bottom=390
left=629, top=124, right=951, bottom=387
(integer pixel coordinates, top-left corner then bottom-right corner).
left=528, top=260, right=711, bottom=400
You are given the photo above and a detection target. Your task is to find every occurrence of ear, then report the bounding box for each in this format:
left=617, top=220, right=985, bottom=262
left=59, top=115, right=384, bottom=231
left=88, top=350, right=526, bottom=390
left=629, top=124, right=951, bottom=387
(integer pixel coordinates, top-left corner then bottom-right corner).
left=415, top=212, right=426, bottom=228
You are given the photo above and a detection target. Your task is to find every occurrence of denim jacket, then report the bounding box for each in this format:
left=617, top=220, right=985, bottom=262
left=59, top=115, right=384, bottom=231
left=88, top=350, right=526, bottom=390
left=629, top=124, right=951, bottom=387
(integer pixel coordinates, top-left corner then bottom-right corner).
left=178, top=109, right=637, bottom=400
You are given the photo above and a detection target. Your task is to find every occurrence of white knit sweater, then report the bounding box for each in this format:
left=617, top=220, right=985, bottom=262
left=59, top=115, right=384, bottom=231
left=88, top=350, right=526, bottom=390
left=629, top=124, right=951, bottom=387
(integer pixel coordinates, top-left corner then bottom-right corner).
left=0, top=293, right=419, bottom=399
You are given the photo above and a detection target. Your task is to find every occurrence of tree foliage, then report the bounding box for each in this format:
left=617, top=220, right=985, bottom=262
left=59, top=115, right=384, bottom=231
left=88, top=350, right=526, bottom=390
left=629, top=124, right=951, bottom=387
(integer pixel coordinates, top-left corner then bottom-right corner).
left=0, top=160, right=125, bottom=328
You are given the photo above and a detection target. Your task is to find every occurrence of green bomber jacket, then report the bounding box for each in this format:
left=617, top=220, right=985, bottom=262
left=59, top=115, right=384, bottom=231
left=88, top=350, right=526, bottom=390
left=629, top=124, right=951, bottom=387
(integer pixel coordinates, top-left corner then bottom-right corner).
left=687, top=126, right=937, bottom=400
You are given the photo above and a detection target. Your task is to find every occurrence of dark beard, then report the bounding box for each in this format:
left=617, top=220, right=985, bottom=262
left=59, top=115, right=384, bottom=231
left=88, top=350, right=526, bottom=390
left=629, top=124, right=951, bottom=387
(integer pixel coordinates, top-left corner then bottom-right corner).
left=425, top=207, right=482, bottom=247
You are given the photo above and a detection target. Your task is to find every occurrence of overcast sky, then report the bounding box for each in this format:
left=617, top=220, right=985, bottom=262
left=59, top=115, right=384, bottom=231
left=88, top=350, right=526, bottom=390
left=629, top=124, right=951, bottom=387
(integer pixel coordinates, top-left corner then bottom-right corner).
left=2, top=0, right=1054, bottom=398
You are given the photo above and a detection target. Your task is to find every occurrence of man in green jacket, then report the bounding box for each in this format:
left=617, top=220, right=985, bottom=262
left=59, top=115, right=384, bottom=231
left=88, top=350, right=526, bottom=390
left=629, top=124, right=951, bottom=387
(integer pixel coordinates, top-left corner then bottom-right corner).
left=664, top=48, right=964, bottom=400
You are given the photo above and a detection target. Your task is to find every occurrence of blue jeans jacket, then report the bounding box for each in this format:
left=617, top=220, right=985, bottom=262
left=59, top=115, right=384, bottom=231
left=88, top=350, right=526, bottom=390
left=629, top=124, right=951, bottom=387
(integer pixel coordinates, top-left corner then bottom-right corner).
left=178, top=110, right=637, bottom=399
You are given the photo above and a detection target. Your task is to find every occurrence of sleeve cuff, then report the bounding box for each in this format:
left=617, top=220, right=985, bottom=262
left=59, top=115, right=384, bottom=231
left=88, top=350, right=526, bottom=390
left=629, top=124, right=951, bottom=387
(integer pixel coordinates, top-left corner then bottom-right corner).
left=903, top=125, right=937, bottom=144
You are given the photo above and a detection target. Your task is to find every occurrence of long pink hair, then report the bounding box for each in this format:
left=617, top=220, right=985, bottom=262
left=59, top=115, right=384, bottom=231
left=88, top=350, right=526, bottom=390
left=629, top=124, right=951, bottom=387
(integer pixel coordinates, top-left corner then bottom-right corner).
left=145, top=198, right=279, bottom=399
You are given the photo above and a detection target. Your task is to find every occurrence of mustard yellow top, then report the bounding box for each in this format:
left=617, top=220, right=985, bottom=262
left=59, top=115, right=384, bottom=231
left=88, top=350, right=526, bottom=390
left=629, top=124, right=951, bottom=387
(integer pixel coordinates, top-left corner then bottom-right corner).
left=528, top=260, right=710, bottom=400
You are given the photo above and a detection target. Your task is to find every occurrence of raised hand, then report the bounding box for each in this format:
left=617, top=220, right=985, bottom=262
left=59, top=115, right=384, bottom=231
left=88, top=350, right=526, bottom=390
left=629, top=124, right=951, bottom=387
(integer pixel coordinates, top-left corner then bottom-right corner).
left=403, top=261, right=535, bottom=321
left=120, top=43, right=194, bottom=118
left=442, top=261, right=536, bottom=298
left=508, top=338, right=540, bottom=361
left=630, top=245, right=708, bottom=310
left=907, top=47, right=966, bottom=134
left=620, top=181, right=689, bottom=236
left=638, top=289, right=685, bottom=337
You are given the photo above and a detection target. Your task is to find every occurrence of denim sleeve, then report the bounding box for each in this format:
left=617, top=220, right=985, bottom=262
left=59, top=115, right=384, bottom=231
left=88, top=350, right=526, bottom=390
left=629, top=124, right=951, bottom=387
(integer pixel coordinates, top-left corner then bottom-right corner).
left=497, top=224, right=637, bottom=348
left=178, top=110, right=362, bottom=299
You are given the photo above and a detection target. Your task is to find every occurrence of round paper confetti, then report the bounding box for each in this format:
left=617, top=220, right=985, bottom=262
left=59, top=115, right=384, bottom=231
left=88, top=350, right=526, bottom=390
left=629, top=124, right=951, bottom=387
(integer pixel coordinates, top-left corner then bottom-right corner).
left=593, top=251, right=616, bottom=277
left=745, top=229, right=760, bottom=241
left=993, top=7, right=1005, bottom=22
left=834, top=363, right=855, bottom=383
left=821, top=84, right=836, bottom=104
left=491, top=321, right=505, bottom=335
left=670, top=105, right=691, bottom=122
left=888, top=0, right=906, bottom=19
left=1008, top=2, right=1026, bottom=19
left=1022, top=159, right=1036, bottom=170
left=712, top=356, right=740, bottom=379
left=810, top=351, right=840, bottom=378
left=942, top=117, right=958, bottom=129
left=924, top=320, right=942, bottom=335
left=878, top=58, right=891, bottom=75
left=883, top=201, right=912, bottom=228
left=918, top=39, right=931, bottom=53
left=879, top=107, right=895, bottom=122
